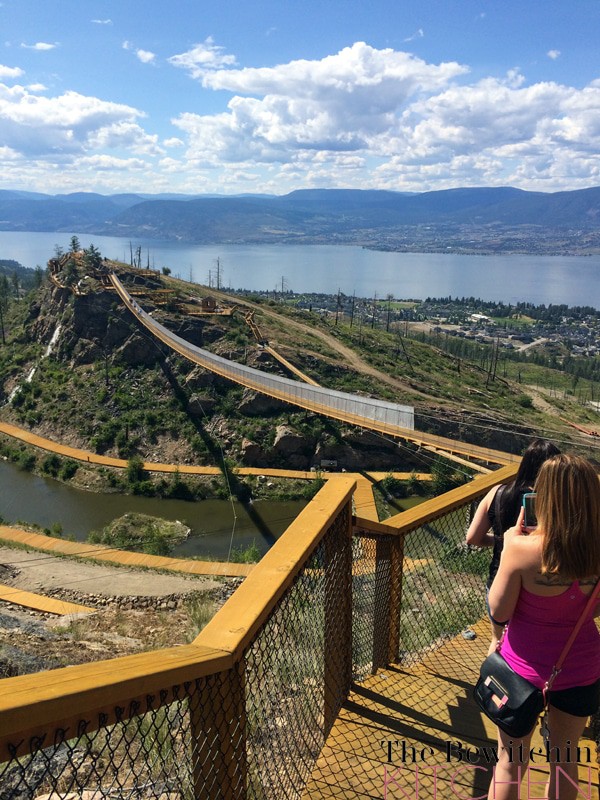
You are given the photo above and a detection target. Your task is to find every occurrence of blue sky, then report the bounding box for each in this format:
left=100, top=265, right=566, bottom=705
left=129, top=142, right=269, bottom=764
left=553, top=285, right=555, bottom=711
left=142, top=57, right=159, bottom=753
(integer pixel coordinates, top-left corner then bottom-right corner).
left=1, top=0, right=600, bottom=196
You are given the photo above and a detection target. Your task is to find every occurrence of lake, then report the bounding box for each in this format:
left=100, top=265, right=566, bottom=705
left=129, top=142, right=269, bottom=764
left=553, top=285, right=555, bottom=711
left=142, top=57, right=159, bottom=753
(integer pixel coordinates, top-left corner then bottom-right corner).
left=2, top=231, right=600, bottom=308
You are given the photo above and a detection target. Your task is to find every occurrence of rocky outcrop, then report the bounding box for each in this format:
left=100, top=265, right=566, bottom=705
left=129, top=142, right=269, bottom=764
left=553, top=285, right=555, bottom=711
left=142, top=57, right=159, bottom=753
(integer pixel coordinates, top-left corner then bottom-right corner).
left=273, top=425, right=312, bottom=455
left=188, top=393, right=217, bottom=416
left=115, top=331, right=161, bottom=366
left=184, top=368, right=214, bottom=390
left=241, top=437, right=264, bottom=463
left=238, top=389, right=286, bottom=416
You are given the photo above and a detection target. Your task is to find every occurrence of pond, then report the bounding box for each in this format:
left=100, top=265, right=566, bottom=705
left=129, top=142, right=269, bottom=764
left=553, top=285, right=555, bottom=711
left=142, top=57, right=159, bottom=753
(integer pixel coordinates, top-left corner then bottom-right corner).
left=0, top=459, right=307, bottom=560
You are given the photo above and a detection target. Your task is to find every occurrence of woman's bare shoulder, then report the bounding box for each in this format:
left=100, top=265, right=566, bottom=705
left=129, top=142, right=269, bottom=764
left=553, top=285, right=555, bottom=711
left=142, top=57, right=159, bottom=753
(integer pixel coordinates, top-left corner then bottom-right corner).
left=503, top=529, right=543, bottom=565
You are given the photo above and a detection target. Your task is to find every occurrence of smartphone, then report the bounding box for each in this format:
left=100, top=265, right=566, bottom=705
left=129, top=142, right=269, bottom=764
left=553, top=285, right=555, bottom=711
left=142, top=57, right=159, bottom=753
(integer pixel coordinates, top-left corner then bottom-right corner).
left=522, top=492, right=537, bottom=530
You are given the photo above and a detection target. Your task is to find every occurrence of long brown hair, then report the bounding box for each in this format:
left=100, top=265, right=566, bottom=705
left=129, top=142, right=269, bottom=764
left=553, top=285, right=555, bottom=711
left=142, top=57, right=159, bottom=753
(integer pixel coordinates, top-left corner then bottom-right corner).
left=535, top=454, right=600, bottom=580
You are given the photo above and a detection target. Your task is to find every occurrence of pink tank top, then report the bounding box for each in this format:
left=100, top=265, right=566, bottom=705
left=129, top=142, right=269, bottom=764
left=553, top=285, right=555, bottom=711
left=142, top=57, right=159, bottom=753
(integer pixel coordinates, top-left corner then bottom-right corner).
left=501, top=581, right=600, bottom=690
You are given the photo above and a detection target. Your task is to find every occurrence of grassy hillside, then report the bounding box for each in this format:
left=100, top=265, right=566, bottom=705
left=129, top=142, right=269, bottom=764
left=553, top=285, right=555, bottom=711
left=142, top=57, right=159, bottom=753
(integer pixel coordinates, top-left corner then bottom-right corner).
left=1, top=256, right=599, bottom=503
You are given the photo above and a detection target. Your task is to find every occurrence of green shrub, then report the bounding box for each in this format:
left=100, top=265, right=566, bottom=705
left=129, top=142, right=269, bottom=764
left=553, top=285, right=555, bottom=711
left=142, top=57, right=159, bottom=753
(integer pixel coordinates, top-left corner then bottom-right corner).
left=18, top=451, right=36, bottom=471
left=59, top=459, right=79, bottom=480
left=230, top=541, right=262, bottom=563
left=41, top=453, right=61, bottom=477
left=131, top=479, right=156, bottom=497
left=126, top=455, right=146, bottom=483
left=380, top=474, right=407, bottom=498
left=517, top=394, right=534, bottom=408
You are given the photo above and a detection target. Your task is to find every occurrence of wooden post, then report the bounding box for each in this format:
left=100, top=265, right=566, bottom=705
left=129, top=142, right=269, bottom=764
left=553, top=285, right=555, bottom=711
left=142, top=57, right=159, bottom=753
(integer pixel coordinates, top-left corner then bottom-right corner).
left=189, top=661, right=247, bottom=800
left=372, top=534, right=405, bottom=671
left=323, top=500, right=353, bottom=736
left=387, top=534, right=405, bottom=665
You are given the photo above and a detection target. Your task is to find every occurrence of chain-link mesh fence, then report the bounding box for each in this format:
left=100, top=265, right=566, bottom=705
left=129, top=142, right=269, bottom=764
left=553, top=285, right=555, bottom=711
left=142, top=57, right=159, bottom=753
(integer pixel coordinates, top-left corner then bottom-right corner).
left=0, top=493, right=361, bottom=799
left=0, top=481, right=521, bottom=799
left=397, top=500, right=487, bottom=664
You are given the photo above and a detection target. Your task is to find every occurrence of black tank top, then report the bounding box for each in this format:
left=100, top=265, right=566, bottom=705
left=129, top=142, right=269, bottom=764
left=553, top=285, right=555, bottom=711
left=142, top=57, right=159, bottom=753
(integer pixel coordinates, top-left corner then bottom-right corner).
left=486, top=482, right=530, bottom=588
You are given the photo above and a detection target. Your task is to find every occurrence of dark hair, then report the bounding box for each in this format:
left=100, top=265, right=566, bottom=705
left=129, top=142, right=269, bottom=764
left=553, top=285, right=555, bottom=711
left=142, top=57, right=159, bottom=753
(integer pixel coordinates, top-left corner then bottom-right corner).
left=498, top=439, right=561, bottom=531
left=514, top=439, right=562, bottom=488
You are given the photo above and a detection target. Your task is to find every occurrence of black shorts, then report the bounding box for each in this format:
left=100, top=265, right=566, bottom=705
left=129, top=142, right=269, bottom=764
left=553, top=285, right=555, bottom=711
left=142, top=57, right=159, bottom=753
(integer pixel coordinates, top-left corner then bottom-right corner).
left=547, top=678, right=600, bottom=717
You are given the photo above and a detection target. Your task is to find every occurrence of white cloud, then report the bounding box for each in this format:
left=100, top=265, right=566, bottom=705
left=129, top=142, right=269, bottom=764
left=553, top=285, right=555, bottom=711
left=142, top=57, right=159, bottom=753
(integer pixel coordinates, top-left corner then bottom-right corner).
left=0, top=83, right=145, bottom=157
left=168, top=37, right=237, bottom=78
left=162, top=42, right=600, bottom=194
left=87, top=121, right=164, bottom=155
left=0, top=144, right=21, bottom=161
left=0, top=64, right=24, bottom=79
left=172, top=42, right=468, bottom=165
left=20, top=42, right=57, bottom=51
left=91, top=19, right=113, bottom=25
left=76, top=154, right=147, bottom=171
left=136, top=49, right=156, bottom=64
left=123, top=41, right=156, bottom=64
left=404, top=29, right=424, bottom=43
left=3, top=40, right=600, bottom=195
left=547, top=49, right=561, bottom=60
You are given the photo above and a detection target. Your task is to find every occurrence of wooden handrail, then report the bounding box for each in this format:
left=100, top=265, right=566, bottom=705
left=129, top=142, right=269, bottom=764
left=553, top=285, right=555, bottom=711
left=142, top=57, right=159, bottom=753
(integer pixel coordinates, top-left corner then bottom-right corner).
left=355, top=463, right=519, bottom=538
left=0, top=468, right=512, bottom=768
left=0, top=478, right=356, bottom=760
left=195, top=477, right=356, bottom=659
left=0, top=644, right=233, bottom=760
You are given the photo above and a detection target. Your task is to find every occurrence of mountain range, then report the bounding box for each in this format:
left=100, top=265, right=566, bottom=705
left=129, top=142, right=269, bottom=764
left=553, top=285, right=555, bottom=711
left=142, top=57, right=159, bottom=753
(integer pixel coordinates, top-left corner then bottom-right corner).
left=1, top=186, right=599, bottom=249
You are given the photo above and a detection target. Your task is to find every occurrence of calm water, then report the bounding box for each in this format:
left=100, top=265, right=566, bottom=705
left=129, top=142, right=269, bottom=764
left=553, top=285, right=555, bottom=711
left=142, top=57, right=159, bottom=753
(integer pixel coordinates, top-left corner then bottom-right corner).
left=0, top=461, right=306, bottom=559
left=2, top=230, right=600, bottom=307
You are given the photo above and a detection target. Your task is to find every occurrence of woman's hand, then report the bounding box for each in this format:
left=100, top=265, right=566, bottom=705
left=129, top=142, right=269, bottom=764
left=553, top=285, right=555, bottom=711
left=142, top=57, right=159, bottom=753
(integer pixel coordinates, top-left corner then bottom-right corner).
left=504, top=507, right=527, bottom=543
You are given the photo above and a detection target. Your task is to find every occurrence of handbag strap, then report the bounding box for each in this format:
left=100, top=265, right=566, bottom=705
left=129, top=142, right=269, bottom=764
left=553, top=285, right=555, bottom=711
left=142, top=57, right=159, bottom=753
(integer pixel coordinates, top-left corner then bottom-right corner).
left=545, top=578, right=600, bottom=691
left=491, top=484, right=508, bottom=537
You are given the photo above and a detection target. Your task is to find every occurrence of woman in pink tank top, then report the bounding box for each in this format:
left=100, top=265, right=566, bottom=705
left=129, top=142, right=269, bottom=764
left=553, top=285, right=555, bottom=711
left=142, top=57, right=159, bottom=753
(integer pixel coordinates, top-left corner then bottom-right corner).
left=487, top=454, right=600, bottom=800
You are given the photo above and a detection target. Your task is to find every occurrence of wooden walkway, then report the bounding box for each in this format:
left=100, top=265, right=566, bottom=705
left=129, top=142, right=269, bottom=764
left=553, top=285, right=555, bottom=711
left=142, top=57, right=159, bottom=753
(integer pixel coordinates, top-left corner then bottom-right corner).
left=0, top=583, right=94, bottom=615
left=0, top=421, right=430, bottom=485
left=264, top=345, right=321, bottom=386
left=305, top=618, right=599, bottom=799
left=0, top=525, right=254, bottom=578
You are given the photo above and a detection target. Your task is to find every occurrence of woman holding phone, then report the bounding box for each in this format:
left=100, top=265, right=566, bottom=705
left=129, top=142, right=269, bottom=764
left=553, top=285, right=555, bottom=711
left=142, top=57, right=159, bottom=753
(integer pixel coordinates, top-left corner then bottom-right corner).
left=487, top=454, right=600, bottom=800
left=466, top=439, right=560, bottom=647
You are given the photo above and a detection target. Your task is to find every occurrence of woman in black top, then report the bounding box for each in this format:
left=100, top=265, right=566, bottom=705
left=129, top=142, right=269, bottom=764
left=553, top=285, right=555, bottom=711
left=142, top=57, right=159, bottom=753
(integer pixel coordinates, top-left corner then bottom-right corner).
left=465, top=438, right=560, bottom=648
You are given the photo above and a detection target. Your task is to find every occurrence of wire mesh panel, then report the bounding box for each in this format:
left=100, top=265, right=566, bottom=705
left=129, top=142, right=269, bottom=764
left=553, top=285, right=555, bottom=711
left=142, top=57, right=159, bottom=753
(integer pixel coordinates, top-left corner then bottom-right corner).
left=0, top=495, right=361, bottom=800
left=0, top=486, right=508, bottom=799
left=0, top=673, right=246, bottom=800
left=241, top=501, right=353, bottom=799
left=396, top=501, right=488, bottom=663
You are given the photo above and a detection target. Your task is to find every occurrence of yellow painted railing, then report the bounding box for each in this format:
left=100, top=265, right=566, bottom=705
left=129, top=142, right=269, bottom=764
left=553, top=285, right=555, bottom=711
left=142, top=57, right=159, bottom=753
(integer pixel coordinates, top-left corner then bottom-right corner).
left=0, top=466, right=518, bottom=798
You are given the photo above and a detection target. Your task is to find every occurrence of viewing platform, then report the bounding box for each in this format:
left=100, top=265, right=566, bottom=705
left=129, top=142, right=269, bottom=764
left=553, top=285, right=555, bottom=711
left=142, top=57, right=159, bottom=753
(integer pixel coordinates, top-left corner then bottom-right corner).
left=0, top=465, right=597, bottom=799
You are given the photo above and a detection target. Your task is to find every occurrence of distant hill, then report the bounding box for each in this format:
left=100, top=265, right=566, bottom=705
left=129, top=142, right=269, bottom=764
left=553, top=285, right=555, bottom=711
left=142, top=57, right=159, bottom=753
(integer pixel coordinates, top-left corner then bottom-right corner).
left=1, top=186, right=600, bottom=251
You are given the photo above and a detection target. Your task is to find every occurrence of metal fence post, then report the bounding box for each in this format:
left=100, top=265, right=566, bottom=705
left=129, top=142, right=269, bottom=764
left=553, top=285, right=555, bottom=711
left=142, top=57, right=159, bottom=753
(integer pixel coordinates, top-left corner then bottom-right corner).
left=323, top=500, right=353, bottom=736
left=190, top=661, right=247, bottom=800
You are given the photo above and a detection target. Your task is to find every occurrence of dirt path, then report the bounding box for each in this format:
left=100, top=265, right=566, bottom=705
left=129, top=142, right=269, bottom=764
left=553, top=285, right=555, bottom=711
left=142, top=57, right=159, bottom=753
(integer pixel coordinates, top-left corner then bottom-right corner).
left=212, top=291, right=431, bottom=399
left=0, top=546, right=221, bottom=598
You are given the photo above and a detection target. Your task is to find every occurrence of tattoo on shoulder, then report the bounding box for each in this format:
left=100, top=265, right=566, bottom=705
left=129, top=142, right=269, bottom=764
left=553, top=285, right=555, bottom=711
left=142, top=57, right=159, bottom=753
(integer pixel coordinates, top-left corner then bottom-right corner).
left=534, top=573, right=570, bottom=586
left=534, top=573, right=599, bottom=586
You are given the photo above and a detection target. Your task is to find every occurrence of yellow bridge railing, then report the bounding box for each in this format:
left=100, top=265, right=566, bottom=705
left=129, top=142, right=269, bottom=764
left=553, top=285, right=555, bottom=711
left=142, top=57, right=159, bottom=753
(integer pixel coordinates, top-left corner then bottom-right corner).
left=0, top=466, right=518, bottom=798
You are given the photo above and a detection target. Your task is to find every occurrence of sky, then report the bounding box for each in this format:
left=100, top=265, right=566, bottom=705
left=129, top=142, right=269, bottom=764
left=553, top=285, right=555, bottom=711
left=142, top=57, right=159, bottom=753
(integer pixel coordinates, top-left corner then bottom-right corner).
left=1, top=0, right=600, bottom=197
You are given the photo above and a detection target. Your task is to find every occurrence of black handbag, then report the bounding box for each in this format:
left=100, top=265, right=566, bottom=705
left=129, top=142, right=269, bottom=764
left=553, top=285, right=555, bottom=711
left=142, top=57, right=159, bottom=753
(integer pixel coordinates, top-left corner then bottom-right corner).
left=474, top=580, right=600, bottom=738
left=474, top=650, right=545, bottom=737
